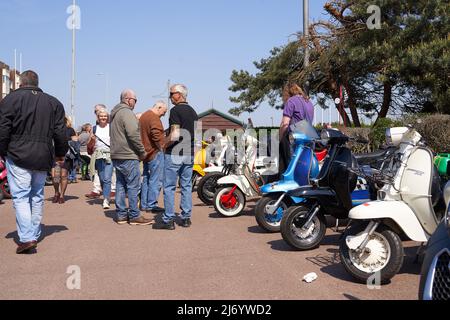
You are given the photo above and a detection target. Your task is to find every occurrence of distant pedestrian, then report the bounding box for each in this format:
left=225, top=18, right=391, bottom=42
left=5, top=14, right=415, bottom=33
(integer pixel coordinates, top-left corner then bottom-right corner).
left=139, top=101, right=167, bottom=213
left=0, top=70, right=67, bottom=254
left=79, top=123, right=92, bottom=181
left=110, top=89, right=153, bottom=226
left=153, top=84, right=198, bottom=231
left=52, top=116, right=77, bottom=204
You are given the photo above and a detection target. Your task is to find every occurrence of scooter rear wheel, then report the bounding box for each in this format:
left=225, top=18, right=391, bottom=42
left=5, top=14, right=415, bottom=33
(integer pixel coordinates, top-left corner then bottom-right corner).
left=280, top=205, right=327, bottom=250
left=339, top=223, right=404, bottom=285
left=214, top=186, right=246, bottom=217
left=254, top=196, right=290, bottom=233
left=197, top=172, right=225, bottom=206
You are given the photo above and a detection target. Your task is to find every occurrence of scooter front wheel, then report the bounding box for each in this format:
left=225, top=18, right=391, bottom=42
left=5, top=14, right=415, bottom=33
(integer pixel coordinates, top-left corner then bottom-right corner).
left=339, top=223, right=404, bottom=285
left=197, top=172, right=225, bottom=206
left=280, top=205, right=327, bottom=250
left=254, top=196, right=290, bottom=233
left=214, top=186, right=246, bottom=217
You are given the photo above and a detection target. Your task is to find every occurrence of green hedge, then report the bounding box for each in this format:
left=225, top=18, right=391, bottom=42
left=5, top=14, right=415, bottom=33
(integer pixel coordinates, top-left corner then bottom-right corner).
left=342, top=114, right=450, bottom=154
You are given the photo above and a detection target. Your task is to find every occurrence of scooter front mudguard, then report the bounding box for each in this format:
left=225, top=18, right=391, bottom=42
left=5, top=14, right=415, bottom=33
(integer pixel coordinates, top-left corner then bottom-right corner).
left=193, top=165, right=206, bottom=177
left=349, top=200, right=429, bottom=242
left=217, top=175, right=259, bottom=198
left=260, top=181, right=304, bottom=204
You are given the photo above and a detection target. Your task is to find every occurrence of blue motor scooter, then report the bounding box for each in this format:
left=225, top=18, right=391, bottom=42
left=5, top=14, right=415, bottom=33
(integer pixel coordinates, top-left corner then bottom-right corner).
left=254, top=121, right=323, bottom=233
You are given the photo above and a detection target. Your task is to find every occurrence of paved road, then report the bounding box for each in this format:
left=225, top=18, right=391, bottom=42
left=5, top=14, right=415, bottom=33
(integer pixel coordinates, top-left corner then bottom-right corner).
left=0, top=180, right=421, bottom=300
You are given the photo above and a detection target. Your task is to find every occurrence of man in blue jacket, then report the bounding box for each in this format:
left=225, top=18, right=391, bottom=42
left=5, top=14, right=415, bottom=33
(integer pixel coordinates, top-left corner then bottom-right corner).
left=0, top=70, right=68, bottom=254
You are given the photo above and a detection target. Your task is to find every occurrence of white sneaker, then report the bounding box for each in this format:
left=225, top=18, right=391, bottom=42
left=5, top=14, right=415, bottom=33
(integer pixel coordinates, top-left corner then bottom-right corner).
left=103, top=199, right=110, bottom=209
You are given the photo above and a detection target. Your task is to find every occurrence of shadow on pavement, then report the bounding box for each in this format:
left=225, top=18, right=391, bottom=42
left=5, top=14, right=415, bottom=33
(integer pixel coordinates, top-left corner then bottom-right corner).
left=5, top=224, right=69, bottom=245
left=208, top=207, right=256, bottom=219
left=247, top=225, right=271, bottom=234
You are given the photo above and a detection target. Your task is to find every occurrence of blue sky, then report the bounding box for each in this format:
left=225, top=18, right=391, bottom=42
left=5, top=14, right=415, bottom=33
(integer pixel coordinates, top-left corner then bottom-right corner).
left=0, top=0, right=332, bottom=128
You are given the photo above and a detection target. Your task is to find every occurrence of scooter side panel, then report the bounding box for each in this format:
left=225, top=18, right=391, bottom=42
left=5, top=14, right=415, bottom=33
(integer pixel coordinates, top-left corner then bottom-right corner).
left=349, top=201, right=429, bottom=242
left=217, top=175, right=259, bottom=198
left=400, top=147, right=439, bottom=236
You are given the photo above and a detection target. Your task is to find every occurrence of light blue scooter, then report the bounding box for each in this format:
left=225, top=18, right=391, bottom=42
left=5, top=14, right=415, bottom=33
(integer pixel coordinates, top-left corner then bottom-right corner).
left=254, top=121, right=323, bottom=233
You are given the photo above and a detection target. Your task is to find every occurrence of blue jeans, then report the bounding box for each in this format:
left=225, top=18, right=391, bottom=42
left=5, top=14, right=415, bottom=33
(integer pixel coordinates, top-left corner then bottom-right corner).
left=113, top=160, right=141, bottom=220
left=163, top=155, right=194, bottom=223
left=95, top=159, right=113, bottom=200
left=69, top=167, right=77, bottom=181
left=141, top=152, right=163, bottom=210
left=6, top=158, right=47, bottom=243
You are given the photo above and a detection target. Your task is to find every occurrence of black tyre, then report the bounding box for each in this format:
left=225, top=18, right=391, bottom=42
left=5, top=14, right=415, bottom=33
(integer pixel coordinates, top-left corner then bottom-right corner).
left=0, top=180, right=11, bottom=199
left=339, top=223, right=404, bottom=285
left=254, top=195, right=290, bottom=233
left=280, top=205, right=327, bottom=250
left=213, top=186, right=246, bottom=217
left=197, top=172, right=225, bottom=205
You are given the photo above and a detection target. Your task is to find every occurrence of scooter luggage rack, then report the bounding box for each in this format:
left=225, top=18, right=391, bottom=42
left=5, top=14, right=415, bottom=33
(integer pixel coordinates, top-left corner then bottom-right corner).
left=347, top=166, right=395, bottom=187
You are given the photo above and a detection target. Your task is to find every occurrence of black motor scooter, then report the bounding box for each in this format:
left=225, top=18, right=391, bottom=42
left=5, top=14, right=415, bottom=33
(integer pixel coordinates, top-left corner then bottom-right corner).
left=280, top=129, right=384, bottom=251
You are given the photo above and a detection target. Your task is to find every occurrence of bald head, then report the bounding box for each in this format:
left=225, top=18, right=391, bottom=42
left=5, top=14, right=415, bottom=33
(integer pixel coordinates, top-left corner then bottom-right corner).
left=151, top=101, right=168, bottom=118
left=120, top=89, right=137, bottom=109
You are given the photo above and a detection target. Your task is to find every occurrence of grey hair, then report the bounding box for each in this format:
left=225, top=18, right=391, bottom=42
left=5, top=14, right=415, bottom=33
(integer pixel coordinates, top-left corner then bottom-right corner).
left=120, top=89, right=135, bottom=103
left=171, top=84, right=188, bottom=100
left=153, top=100, right=167, bottom=110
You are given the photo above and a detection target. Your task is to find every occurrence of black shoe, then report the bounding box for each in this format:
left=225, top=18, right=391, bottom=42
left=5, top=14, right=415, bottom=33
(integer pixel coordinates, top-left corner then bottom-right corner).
left=148, top=206, right=165, bottom=213
left=181, top=218, right=192, bottom=228
left=153, top=220, right=175, bottom=230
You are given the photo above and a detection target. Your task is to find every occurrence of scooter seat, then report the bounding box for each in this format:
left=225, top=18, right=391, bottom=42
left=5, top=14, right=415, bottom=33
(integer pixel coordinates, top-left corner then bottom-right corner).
left=354, top=147, right=396, bottom=165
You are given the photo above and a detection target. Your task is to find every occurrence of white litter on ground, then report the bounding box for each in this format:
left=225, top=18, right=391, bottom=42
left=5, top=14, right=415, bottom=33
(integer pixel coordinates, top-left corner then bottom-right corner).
left=303, top=273, right=318, bottom=283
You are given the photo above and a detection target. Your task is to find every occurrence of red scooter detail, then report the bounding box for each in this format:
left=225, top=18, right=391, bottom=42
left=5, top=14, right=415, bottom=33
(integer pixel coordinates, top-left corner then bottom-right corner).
left=220, top=185, right=238, bottom=209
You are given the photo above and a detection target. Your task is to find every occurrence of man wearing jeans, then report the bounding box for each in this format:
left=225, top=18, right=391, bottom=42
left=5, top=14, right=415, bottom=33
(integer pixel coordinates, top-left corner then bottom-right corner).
left=110, top=89, right=153, bottom=226
left=139, top=101, right=167, bottom=213
left=154, top=84, right=198, bottom=230
left=0, top=70, right=67, bottom=254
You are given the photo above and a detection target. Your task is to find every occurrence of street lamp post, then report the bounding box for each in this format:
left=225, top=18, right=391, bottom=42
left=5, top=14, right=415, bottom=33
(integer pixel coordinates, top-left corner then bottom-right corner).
left=71, top=0, right=77, bottom=127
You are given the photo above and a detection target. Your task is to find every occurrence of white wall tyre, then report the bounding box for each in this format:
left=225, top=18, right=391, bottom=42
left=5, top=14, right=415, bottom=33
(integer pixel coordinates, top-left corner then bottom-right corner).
left=340, top=223, right=404, bottom=285
left=213, top=186, right=246, bottom=217
left=280, top=205, right=327, bottom=251
left=254, top=195, right=289, bottom=233
left=197, top=172, right=225, bottom=206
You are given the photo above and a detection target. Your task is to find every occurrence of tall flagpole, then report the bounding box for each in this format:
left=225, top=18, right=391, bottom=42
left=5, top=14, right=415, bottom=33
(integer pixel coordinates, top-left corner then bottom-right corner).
left=71, top=0, right=76, bottom=127
left=303, top=0, right=310, bottom=94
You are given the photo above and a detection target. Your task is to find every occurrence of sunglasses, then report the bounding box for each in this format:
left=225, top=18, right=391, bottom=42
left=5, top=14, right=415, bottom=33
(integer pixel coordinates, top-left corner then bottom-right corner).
left=170, top=92, right=179, bottom=97
left=127, top=97, right=138, bottom=103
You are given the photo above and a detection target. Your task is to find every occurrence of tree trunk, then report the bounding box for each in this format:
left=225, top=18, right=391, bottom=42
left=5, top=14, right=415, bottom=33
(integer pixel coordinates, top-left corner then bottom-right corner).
left=344, top=84, right=362, bottom=127
left=376, top=82, right=392, bottom=121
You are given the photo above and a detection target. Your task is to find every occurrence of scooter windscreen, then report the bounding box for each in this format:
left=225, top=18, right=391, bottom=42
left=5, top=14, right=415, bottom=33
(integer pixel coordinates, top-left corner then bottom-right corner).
left=289, top=120, right=320, bottom=140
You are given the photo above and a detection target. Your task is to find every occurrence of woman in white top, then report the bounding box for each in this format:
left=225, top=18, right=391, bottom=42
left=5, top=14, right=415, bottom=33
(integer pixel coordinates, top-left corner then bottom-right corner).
left=89, top=109, right=113, bottom=209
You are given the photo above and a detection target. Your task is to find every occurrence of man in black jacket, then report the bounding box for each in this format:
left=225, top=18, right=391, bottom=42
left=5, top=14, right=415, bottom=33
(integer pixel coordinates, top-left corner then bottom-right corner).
left=0, top=70, right=67, bottom=254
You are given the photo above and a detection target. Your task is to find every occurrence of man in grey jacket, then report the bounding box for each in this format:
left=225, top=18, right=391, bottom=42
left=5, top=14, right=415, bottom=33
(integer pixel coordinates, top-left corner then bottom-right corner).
left=110, top=89, right=153, bottom=226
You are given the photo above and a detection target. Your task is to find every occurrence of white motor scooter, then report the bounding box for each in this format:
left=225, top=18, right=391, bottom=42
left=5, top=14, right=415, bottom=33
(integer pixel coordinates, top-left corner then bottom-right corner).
left=340, top=126, right=445, bottom=284
left=212, top=123, right=267, bottom=217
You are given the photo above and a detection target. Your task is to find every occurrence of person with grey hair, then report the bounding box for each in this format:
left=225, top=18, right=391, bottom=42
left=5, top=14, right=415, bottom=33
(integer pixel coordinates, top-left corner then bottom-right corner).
left=139, top=101, right=168, bottom=213
left=153, top=84, right=198, bottom=230
left=0, top=70, right=67, bottom=254
left=110, top=89, right=153, bottom=226
left=85, top=104, right=116, bottom=199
